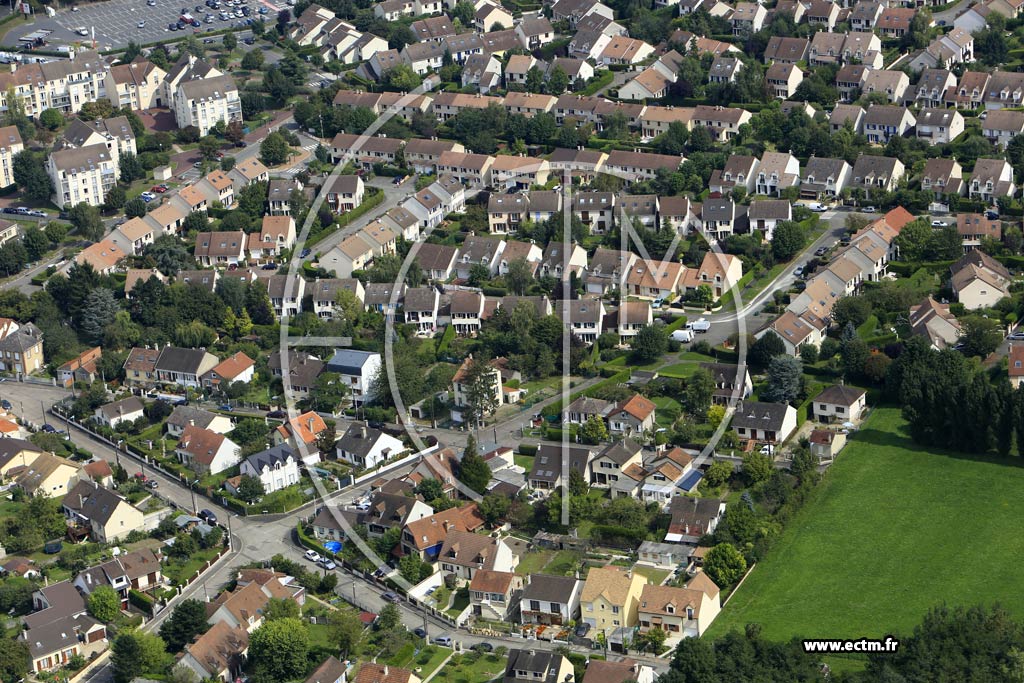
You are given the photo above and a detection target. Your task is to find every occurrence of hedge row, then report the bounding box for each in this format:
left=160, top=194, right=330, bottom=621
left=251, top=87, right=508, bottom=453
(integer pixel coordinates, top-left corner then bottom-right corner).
left=129, top=589, right=155, bottom=616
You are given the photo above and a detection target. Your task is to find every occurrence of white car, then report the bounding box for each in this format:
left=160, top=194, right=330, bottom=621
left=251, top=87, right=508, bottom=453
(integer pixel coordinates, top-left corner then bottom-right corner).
left=806, top=202, right=827, bottom=212
left=863, top=206, right=877, bottom=213
left=75, top=26, right=88, bottom=36
left=931, top=220, right=948, bottom=227
left=137, top=20, right=146, bottom=27
left=759, top=444, right=775, bottom=456
left=303, top=549, right=322, bottom=563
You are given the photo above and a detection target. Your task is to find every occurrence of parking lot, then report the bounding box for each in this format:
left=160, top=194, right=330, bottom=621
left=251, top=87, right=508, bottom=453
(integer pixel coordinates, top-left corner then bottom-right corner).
left=15, top=0, right=284, bottom=50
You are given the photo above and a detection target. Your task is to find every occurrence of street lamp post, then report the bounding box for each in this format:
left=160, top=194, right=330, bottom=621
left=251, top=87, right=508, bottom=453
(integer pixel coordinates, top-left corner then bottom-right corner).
left=227, top=514, right=233, bottom=550
left=190, top=479, right=199, bottom=515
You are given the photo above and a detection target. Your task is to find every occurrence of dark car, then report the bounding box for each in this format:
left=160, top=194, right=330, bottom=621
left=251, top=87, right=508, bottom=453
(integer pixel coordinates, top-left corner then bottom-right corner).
left=1, top=208, right=18, bottom=214
left=243, top=37, right=255, bottom=44
left=381, top=591, right=402, bottom=604
left=300, top=248, right=311, bottom=258
left=219, top=404, right=232, bottom=411
left=176, top=21, right=186, bottom=29
left=261, top=263, right=278, bottom=270
left=575, top=623, right=591, bottom=637
left=266, top=409, right=286, bottom=419
left=168, top=22, right=179, bottom=29
left=199, top=509, right=218, bottom=525
left=368, top=420, right=385, bottom=429
left=474, top=643, right=493, bottom=653
left=0, top=399, right=11, bottom=410
left=413, top=627, right=427, bottom=638
left=41, top=424, right=57, bottom=433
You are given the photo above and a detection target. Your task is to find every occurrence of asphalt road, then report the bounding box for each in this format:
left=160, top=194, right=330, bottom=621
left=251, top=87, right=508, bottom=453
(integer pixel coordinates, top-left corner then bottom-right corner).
left=14, top=0, right=280, bottom=50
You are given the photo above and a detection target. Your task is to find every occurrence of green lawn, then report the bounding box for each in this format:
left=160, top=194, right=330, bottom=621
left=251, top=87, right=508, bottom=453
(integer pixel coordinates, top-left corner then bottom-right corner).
left=514, top=455, right=534, bottom=471
left=446, top=591, right=470, bottom=618
left=633, top=565, right=670, bottom=586
left=659, top=362, right=706, bottom=379
left=515, top=550, right=553, bottom=575
left=542, top=550, right=580, bottom=576
left=432, top=653, right=507, bottom=683
left=708, top=407, right=1024, bottom=641
left=651, top=397, right=681, bottom=427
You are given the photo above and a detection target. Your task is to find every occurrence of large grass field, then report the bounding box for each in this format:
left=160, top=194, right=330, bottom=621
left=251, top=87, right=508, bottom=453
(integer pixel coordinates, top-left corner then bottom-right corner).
left=708, top=407, right=1024, bottom=642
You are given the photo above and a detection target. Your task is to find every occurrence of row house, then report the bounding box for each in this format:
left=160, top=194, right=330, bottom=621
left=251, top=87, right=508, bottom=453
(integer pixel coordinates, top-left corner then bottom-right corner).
left=310, top=278, right=365, bottom=319
left=862, top=69, right=910, bottom=104
left=710, top=155, right=757, bottom=194
left=763, top=36, right=809, bottom=64
left=637, top=106, right=693, bottom=142
left=915, top=68, right=957, bottom=108
left=730, top=2, right=767, bottom=33
left=755, top=151, right=800, bottom=196
left=554, top=299, right=606, bottom=344
left=875, top=7, right=915, bottom=37
left=707, top=56, right=742, bottom=84
left=863, top=104, right=916, bottom=145
left=430, top=91, right=501, bottom=120
left=800, top=156, right=852, bottom=199
left=0, top=50, right=109, bottom=117
left=920, top=158, right=963, bottom=201
left=437, top=150, right=495, bottom=186
left=404, top=138, right=465, bottom=174
left=321, top=174, right=365, bottom=214
left=916, top=108, right=964, bottom=145
left=850, top=0, right=883, bottom=29
left=969, top=158, right=1016, bottom=204
left=690, top=105, right=752, bottom=142
left=463, top=53, right=502, bottom=93
left=330, top=133, right=403, bottom=170
left=765, top=63, right=803, bottom=99
left=851, top=154, right=905, bottom=196
left=945, top=70, right=989, bottom=109
left=957, top=213, right=1001, bottom=252
left=806, top=0, right=841, bottom=29
left=605, top=150, right=683, bottom=181
left=515, top=15, right=556, bottom=50
left=490, top=155, right=550, bottom=190
left=809, top=30, right=883, bottom=68
left=982, top=109, right=1024, bottom=148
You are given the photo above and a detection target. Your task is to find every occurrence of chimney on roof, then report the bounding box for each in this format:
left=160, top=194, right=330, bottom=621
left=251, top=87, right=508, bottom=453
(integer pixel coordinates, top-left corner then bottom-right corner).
left=360, top=426, right=367, bottom=439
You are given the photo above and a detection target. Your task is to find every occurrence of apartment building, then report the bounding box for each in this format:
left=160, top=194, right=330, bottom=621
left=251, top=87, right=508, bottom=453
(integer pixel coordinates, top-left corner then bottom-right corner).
left=172, top=74, right=241, bottom=136
left=47, top=144, right=117, bottom=208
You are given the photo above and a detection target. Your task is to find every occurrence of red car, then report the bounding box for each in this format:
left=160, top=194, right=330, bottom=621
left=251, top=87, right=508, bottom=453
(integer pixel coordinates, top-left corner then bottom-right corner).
left=151, top=185, right=168, bottom=193
left=133, top=472, right=148, bottom=483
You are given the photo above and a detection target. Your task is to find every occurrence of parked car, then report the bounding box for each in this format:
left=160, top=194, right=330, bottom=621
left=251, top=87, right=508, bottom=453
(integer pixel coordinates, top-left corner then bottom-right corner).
left=146, top=480, right=159, bottom=489
left=137, top=20, right=146, bottom=27
left=317, top=558, right=337, bottom=570
left=413, top=627, right=427, bottom=638
left=199, top=509, right=218, bottom=525
left=1008, top=330, right=1024, bottom=341
left=133, top=472, right=148, bottom=483
left=863, top=206, right=877, bottom=213
left=686, top=318, right=711, bottom=333
left=670, top=329, right=693, bottom=343
left=41, top=424, right=57, bottom=433
left=304, top=549, right=322, bottom=562
left=931, top=220, right=948, bottom=227
left=381, top=592, right=402, bottom=604
left=814, top=246, right=827, bottom=256
left=218, top=404, right=232, bottom=411
left=575, top=623, right=591, bottom=637
left=300, top=248, right=311, bottom=258
left=759, top=444, right=775, bottom=456
left=433, top=635, right=453, bottom=647
left=793, top=265, right=804, bottom=277
left=474, top=643, right=493, bottom=653
left=0, top=399, right=11, bottom=410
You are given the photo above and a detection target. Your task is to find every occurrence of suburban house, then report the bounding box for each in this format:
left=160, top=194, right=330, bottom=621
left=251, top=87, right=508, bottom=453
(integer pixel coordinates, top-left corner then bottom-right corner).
left=637, top=575, right=721, bottom=638
left=503, top=651, right=574, bottom=683
left=62, top=480, right=145, bottom=543
left=949, top=250, right=1011, bottom=309
left=909, top=297, right=962, bottom=349
left=360, top=491, right=433, bottom=536
left=335, top=423, right=405, bottom=469
left=607, top=395, right=657, bottom=435
left=175, top=425, right=241, bottom=475
left=591, top=438, right=643, bottom=488
left=519, top=574, right=582, bottom=626
left=665, top=497, right=725, bottom=545
left=178, top=621, right=249, bottom=682
left=154, top=346, right=220, bottom=388
left=23, top=582, right=107, bottom=674
left=437, top=529, right=517, bottom=580
left=325, top=349, right=382, bottom=407
left=731, top=400, right=798, bottom=444
left=201, top=351, right=255, bottom=390
left=580, top=566, right=647, bottom=630
left=813, top=385, right=867, bottom=423
left=239, top=444, right=301, bottom=494
left=167, top=406, right=234, bottom=438
left=401, top=504, right=486, bottom=560
left=469, top=570, right=524, bottom=621
left=529, top=444, right=595, bottom=491
left=93, top=396, right=145, bottom=429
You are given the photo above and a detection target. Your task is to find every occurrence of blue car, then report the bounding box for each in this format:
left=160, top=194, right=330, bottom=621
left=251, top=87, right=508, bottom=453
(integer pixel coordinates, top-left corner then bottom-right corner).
left=219, top=404, right=232, bottom=411
left=300, top=248, right=311, bottom=258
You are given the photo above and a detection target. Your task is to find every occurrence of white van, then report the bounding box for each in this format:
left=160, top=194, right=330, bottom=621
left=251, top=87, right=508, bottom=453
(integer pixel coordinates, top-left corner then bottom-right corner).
left=670, top=329, right=694, bottom=343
